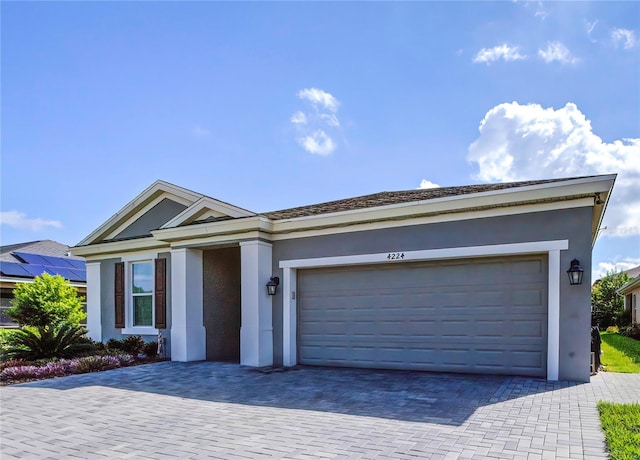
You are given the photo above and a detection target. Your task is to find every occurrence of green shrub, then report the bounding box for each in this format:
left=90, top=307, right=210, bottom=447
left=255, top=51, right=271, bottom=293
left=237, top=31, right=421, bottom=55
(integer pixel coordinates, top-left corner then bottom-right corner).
left=620, top=324, right=640, bottom=341
left=606, top=326, right=620, bottom=333
left=3, top=323, right=92, bottom=360
left=5, top=273, right=86, bottom=328
left=122, top=336, right=144, bottom=355
left=106, top=338, right=125, bottom=351
left=142, top=341, right=158, bottom=357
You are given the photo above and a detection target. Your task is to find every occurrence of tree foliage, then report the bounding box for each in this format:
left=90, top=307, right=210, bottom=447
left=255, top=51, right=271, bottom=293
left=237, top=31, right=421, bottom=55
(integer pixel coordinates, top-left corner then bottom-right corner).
left=5, top=273, right=86, bottom=328
left=591, top=270, right=633, bottom=328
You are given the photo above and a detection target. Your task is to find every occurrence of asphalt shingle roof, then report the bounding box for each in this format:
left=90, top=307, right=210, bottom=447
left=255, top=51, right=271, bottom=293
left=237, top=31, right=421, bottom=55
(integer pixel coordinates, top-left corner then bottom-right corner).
left=261, top=177, right=583, bottom=221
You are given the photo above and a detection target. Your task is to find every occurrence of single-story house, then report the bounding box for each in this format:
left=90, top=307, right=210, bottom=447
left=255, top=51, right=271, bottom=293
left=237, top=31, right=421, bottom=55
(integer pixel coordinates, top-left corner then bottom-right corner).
left=71, top=174, right=616, bottom=382
left=1, top=240, right=87, bottom=328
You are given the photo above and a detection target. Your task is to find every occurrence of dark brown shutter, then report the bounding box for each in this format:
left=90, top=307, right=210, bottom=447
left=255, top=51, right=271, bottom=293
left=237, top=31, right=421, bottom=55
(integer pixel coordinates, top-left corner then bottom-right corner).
left=114, top=262, right=125, bottom=328
left=154, top=258, right=167, bottom=329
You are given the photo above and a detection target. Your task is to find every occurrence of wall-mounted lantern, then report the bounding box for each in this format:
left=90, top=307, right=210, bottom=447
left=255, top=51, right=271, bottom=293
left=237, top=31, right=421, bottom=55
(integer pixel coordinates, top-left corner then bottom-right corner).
left=266, top=276, right=280, bottom=295
left=567, top=259, right=584, bottom=285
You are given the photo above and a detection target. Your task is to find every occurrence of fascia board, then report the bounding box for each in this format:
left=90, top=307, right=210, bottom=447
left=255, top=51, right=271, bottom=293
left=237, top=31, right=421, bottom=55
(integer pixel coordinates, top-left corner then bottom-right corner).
left=77, top=180, right=203, bottom=246
left=70, top=237, right=170, bottom=259
left=160, top=197, right=256, bottom=229
left=271, top=175, right=617, bottom=234
left=167, top=230, right=272, bottom=249
left=617, top=276, right=640, bottom=295
left=270, top=198, right=594, bottom=241
left=152, top=216, right=273, bottom=242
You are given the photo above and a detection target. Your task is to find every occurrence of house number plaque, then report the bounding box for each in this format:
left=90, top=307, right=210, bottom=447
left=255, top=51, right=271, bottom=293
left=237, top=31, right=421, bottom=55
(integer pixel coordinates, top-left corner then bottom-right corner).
left=387, top=252, right=405, bottom=260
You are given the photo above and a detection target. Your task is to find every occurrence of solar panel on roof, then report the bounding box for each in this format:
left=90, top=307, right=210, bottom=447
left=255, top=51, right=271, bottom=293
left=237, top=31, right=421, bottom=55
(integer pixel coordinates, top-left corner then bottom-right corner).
left=0, top=261, right=32, bottom=277
left=41, top=255, right=75, bottom=268
left=66, top=269, right=87, bottom=282
left=66, top=259, right=85, bottom=270
left=13, top=252, right=50, bottom=266
left=21, top=264, right=51, bottom=277
left=46, top=267, right=75, bottom=280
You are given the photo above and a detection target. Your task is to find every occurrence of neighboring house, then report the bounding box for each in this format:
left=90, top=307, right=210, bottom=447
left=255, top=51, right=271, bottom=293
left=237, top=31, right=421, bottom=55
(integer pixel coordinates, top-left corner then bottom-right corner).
left=71, top=174, right=616, bottom=382
left=618, top=268, right=640, bottom=325
left=0, top=240, right=87, bottom=328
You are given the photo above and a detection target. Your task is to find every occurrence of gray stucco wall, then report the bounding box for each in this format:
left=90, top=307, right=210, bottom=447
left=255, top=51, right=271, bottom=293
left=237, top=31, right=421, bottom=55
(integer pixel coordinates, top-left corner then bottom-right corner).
left=271, top=206, right=594, bottom=382
left=112, top=198, right=187, bottom=240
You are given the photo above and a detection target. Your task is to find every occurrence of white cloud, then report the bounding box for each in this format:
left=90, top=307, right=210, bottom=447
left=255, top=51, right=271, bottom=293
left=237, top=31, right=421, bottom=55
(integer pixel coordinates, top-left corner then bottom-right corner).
left=320, top=113, right=340, bottom=127
left=467, top=101, right=640, bottom=237
left=297, top=130, right=335, bottom=155
left=290, top=111, right=307, bottom=124
left=1, top=211, right=62, bottom=231
left=418, top=180, right=440, bottom=189
left=473, top=44, right=527, bottom=64
left=612, top=28, right=637, bottom=49
left=297, top=88, right=340, bottom=113
left=593, top=258, right=640, bottom=280
left=291, top=88, right=341, bottom=155
left=538, top=42, right=578, bottom=64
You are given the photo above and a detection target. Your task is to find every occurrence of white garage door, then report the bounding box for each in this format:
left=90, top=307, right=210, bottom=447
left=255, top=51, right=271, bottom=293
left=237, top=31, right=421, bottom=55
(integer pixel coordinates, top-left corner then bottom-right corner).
left=297, top=255, right=548, bottom=377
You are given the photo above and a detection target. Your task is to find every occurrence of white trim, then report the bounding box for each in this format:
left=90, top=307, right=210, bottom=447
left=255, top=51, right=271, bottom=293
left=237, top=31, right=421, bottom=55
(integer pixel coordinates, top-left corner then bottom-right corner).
left=121, top=326, right=158, bottom=336
left=85, top=262, right=102, bottom=342
left=547, top=250, right=561, bottom=381
left=160, top=197, right=255, bottom=229
left=77, top=180, right=203, bottom=246
left=282, top=268, right=297, bottom=367
left=271, top=198, right=594, bottom=241
left=280, top=240, right=569, bottom=269
left=71, top=238, right=169, bottom=258
left=280, top=239, right=568, bottom=381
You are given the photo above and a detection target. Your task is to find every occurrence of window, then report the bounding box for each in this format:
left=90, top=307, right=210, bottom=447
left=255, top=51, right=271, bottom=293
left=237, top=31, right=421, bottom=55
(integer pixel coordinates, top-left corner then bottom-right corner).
left=132, top=261, right=153, bottom=327
left=115, top=257, right=166, bottom=333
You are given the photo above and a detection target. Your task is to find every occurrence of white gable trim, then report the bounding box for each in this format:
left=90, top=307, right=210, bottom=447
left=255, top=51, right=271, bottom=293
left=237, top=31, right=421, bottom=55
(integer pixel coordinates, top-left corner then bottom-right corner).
left=160, top=197, right=255, bottom=229
left=78, top=180, right=203, bottom=246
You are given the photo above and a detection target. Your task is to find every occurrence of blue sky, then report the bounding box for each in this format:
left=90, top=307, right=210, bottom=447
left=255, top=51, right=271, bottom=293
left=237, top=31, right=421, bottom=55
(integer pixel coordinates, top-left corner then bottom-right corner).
left=2, top=1, right=639, bottom=279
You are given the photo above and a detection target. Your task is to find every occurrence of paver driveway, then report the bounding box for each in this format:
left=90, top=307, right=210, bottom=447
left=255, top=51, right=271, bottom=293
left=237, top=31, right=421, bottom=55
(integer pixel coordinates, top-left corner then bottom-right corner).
left=1, top=362, right=639, bottom=459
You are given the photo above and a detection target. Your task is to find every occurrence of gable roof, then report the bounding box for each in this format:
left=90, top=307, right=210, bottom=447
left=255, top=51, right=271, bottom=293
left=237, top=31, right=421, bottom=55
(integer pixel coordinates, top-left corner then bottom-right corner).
left=73, top=174, right=616, bottom=255
left=77, top=180, right=255, bottom=246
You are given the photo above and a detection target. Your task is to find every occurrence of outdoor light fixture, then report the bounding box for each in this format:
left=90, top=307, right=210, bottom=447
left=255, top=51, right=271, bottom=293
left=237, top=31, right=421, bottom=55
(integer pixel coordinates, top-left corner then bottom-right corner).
left=266, top=276, right=280, bottom=295
left=567, top=259, right=584, bottom=286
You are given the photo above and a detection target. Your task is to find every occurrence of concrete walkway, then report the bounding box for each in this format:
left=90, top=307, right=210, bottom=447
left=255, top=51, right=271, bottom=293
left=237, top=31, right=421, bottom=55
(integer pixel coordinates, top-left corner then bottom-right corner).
left=1, top=362, right=639, bottom=459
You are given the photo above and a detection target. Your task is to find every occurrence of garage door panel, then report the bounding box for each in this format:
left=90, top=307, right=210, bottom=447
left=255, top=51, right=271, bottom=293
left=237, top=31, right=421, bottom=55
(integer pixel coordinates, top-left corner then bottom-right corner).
left=298, top=256, right=547, bottom=377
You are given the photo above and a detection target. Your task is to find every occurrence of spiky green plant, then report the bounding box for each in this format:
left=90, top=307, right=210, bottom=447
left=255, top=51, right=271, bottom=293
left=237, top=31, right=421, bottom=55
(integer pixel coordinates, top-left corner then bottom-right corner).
left=3, top=323, right=93, bottom=360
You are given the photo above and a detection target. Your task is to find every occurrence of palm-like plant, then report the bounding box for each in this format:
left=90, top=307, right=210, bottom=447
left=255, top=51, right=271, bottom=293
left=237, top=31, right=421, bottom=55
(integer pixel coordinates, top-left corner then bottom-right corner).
left=3, top=323, right=93, bottom=360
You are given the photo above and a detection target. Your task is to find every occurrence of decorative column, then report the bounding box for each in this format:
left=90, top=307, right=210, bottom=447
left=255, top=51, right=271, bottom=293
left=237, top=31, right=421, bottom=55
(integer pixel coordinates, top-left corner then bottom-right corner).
left=240, top=240, right=274, bottom=367
left=85, top=262, right=102, bottom=342
left=170, top=248, right=206, bottom=361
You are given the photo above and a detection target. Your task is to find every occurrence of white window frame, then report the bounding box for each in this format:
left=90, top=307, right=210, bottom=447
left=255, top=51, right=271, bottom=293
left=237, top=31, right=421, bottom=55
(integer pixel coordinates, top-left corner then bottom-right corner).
left=121, top=251, right=159, bottom=335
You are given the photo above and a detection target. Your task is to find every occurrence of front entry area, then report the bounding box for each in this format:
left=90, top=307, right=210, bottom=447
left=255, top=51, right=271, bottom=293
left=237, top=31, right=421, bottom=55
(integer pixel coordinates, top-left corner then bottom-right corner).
left=297, top=255, right=548, bottom=377
left=203, top=247, right=241, bottom=362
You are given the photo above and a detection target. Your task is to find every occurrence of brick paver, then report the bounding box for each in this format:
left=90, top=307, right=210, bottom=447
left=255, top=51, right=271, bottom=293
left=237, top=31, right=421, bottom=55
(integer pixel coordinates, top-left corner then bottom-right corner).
left=1, top=362, right=638, bottom=459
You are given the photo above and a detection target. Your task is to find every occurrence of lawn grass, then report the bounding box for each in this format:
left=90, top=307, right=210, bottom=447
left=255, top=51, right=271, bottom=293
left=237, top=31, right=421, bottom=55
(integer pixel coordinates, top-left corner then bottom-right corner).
left=600, top=332, right=640, bottom=373
left=598, top=401, right=640, bottom=459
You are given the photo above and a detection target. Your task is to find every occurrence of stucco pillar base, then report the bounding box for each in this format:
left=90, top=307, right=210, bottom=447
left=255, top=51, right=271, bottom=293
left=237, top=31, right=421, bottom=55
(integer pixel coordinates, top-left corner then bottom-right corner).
left=171, top=248, right=206, bottom=362
left=240, top=241, right=274, bottom=367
